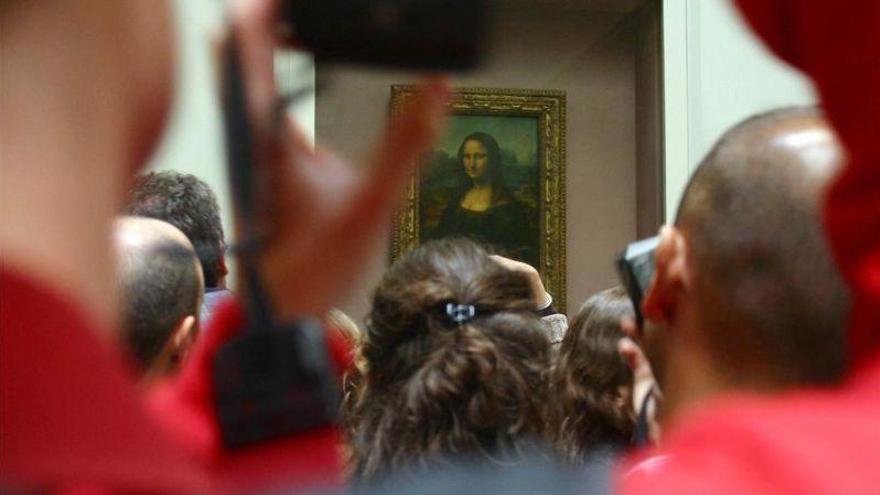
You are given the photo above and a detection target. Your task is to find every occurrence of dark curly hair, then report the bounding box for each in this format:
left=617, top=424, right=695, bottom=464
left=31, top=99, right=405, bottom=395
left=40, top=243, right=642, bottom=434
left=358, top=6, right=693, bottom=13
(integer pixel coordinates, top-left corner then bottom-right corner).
left=346, top=239, right=552, bottom=481
left=550, top=287, right=635, bottom=463
left=125, top=171, right=225, bottom=287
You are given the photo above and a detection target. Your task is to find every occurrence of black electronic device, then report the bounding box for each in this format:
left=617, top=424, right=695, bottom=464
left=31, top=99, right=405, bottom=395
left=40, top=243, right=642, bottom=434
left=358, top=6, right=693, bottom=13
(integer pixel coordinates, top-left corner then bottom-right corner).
left=213, top=36, right=340, bottom=449
left=615, top=236, right=660, bottom=330
left=213, top=317, right=340, bottom=448
left=279, top=0, right=489, bottom=70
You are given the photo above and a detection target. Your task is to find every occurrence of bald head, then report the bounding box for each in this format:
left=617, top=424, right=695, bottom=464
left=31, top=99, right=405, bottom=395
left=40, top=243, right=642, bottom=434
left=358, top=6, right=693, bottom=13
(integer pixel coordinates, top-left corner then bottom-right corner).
left=679, top=107, right=842, bottom=226
left=676, top=107, right=849, bottom=386
left=116, top=216, right=196, bottom=257
left=114, top=217, right=203, bottom=375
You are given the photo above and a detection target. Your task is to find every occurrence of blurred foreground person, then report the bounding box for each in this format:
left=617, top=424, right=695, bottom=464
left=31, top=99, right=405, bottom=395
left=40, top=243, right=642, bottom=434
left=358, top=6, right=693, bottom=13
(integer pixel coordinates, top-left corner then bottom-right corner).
left=551, top=287, right=635, bottom=465
left=0, top=0, right=448, bottom=491
left=114, top=217, right=203, bottom=384
left=348, top=239, right=552, bottom=482
left=620, top=1, right=880, bottom=490
left=125, top=171, right=231, bottom=324
left=620, top=106, right=876, bottom=493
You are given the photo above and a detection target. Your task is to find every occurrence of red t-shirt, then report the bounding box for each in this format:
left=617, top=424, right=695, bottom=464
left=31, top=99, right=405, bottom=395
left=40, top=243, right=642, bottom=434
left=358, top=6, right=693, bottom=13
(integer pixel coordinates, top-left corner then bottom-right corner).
left=0, top=268, right=210, bottom=492
left=620, top=360, right=880, bottom=494
left=146, top=295, right=350, bottom=492
left=0, top=267, right=349, bottom=492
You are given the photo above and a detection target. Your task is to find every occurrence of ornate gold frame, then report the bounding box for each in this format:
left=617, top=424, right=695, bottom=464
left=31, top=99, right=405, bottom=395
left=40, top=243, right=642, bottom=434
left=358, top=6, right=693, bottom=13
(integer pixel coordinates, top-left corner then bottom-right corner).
left=389, top=86, right=567, bottom=312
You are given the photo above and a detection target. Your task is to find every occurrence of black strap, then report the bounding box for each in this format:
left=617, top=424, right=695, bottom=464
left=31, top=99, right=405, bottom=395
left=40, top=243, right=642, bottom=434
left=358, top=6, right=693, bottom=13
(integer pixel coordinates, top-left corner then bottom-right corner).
left=632, top=386, right=655, bottom=447
left=536, top=304, right=559, bottom=318
left=213, top=33, right=340, bottom=450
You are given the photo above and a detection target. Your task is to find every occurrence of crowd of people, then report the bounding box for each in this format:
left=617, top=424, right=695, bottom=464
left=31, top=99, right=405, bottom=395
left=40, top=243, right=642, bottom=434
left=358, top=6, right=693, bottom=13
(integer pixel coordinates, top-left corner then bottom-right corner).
left=1, top=0, right=879, bottom=493
left=102, top=129, right=852, bottom=485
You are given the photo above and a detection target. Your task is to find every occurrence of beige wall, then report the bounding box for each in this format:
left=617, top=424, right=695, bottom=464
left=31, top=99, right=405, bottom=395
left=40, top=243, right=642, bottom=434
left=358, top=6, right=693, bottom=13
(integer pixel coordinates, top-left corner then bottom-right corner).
left=147, top=0, right=812, bottom=323
left=662, top=0, right=816, bottom=219
left=316, top=5, right=656, bottom=321
left=635, top=2, right=664, bottom=237
left=149, top=0, right=316, bottom=288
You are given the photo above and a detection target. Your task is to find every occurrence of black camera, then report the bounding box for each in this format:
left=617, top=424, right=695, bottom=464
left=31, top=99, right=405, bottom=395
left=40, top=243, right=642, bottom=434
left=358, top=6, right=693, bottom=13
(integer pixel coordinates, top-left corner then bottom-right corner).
left=279, top=0, right=489, bottom=70
left=213, top=317, right=340, bottom=449
left=616, top=236, right=659, bottom=329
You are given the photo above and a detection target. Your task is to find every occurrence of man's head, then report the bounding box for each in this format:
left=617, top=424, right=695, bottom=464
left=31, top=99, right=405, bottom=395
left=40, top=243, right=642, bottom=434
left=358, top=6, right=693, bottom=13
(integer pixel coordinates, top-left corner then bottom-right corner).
left=643, top=107, right=849, bottom=410
left=114, top=216, right=204, bottom=379
left=125, top=171, right=227, bottom=288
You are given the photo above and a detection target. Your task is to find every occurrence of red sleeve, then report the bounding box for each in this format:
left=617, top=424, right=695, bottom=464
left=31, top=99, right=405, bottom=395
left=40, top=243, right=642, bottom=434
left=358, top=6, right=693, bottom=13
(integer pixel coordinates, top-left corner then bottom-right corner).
left=0, top=268, right=209, bottom=493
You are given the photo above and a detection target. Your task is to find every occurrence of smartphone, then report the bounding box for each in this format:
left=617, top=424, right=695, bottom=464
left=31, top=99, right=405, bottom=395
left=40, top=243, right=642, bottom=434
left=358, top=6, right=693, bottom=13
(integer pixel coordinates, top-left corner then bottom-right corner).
left=616, top=236, right=659, bottom=330
left=279, top=0, right=489, bottom=70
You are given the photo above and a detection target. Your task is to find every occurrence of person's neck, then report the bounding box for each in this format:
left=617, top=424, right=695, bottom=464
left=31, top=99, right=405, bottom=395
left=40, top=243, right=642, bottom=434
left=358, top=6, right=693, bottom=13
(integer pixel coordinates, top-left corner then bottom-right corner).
left=138, top=352, right=179, bottom=390
left=661, top=343, right=729, bottom=423
left=661, top=335, right=783, bottom=425
left=0, top=8, right=133, bottom=334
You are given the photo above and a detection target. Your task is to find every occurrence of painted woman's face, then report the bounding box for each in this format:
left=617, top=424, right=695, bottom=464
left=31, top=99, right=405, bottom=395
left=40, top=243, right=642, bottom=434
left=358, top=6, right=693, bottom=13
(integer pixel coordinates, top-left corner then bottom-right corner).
left=462, top=140, right=489, bottom=182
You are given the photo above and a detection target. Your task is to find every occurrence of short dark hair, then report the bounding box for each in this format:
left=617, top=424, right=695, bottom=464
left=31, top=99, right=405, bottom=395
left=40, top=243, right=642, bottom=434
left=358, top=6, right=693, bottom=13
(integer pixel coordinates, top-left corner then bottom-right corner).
left=550, top=287, right=635, bottom=462
left=348, top=239, right=551, bottom=481
left=676, top=106, right=849, bottom=385
left=117, top=221, right=202, bottom=372
left=125, top=171, right=225, bottom=287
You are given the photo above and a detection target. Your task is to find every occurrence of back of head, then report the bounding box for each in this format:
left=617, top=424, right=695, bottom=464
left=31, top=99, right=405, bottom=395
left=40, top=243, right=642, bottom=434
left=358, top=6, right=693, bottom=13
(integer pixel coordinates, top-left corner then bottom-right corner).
left=114, top=217, right=203, bottom=375
left=676, top=107, right=849, bottom=386
left=351, top=239, right=551, bottom=481
left=124, top=171, right=225, bottom=288
left=551, top=287, right=634, bottom=463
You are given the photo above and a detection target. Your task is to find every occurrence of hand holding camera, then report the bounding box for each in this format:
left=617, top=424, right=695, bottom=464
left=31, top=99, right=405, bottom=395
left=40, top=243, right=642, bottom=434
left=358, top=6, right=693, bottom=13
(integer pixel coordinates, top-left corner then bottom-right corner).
left=226, top=0, right=450, bottom=320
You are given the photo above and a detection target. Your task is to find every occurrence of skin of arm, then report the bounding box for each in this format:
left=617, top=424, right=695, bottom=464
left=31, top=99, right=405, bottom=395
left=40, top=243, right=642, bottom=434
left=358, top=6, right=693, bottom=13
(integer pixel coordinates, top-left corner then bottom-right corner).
left=489, top=254, right=550, bottom=308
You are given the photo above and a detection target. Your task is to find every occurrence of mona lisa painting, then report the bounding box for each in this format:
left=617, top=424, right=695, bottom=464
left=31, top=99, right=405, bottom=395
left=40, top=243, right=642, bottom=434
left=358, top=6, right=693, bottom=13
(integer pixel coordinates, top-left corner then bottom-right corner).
left=390, top=86, right=567, bottom=310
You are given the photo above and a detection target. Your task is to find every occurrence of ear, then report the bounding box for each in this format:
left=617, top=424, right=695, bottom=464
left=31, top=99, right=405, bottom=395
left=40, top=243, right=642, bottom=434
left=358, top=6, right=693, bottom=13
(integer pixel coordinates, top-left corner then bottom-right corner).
left=169, top=315, right=198, bottom=364
left=643, top=225, right=692, bottom=326
left=217, top=246, right=229, bottom=285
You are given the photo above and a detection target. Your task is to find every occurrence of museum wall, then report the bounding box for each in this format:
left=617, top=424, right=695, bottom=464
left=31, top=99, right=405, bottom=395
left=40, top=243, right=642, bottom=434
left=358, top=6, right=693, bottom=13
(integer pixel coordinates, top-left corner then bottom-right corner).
left=148, top=0, right=316, bottom=288
left=148, top=0, right=231, bottom=252
left=684, top=0, right=816, bottom=166
left=635, top=3, right=664, bottom=238
left=661, top=0, right=816, bottom=218
left=315, top=3, right=655, bottom=320
left=143, top=0, right=813, bottom=323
